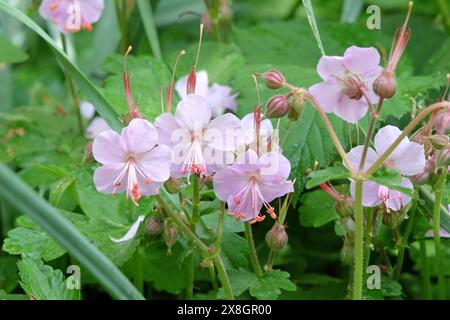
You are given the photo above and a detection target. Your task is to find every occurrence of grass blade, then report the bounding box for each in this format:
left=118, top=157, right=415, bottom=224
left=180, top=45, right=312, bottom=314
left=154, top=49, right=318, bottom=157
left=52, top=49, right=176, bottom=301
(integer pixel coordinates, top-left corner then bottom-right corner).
left=137, top=0, right=163, bottom=61
left=0, top=164, right=144, bottom=300
left=0, top=1, right=122, bottom=132
left=340, top=0, right=364, bottom=23
left=302, top=0, right=325, bottom=56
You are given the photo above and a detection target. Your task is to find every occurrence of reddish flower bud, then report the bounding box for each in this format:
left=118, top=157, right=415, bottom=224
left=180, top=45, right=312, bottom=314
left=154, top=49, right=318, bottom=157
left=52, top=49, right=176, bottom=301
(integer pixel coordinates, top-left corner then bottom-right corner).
left=265, top=223, right=288, bottom=250
left=260, top=69, right=286, bottom=89
left=429, top=134, right=449, bottom=150
left=82, top=141, right=94, bottom=163
left=434, top=108, right=450, bottom=135
left=145, top=216, right=163, bottom=236
left=186, top=67, right=196, bottom=95
left=373, top=69, right=397, bottom=99
left=265, top=95, right=289, bottom=119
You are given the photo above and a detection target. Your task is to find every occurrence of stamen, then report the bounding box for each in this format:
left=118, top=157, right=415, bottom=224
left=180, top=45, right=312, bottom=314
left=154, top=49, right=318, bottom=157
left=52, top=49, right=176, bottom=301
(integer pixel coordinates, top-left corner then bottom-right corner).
left=267, top=207, right=276, bottom=219
left=50, top=1, right=60, bottom=11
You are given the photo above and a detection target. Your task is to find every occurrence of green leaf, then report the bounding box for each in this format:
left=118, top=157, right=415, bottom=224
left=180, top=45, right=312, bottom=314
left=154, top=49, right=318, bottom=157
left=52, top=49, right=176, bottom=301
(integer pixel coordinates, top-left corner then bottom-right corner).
left=306, top=162, right=350, bottom=189
left=102, top=55, right=171, bottom=121
left=137, top=0, right=163, bottom=61
left=142, top=242, right=187, bottom=294
left=249, top=270, right=297, bottom=300
left=0, top=34, right=28, bottom=64
left=0, top=163, right=143, bottom=299
left=17, top=254, right=78, bottom=300
left=302, top=0, right=326, bottom=55
left=0, top=1, right=121, bottom=131
left=0, top=256, right=18, bottom=293
left=299, top=189, right=339, bottom=228
left=369, top=167, right=413, bottom=197
left=217, top=268, right=296, bottom=300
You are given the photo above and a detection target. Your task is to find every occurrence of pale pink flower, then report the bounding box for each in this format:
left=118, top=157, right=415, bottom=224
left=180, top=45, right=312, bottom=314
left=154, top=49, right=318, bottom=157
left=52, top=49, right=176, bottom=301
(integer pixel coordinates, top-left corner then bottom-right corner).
left=155, top=94, right=241, bottom=179
left=80, top=100, right=95, bottom=119
left=175, top=70, right=238, bottom=117
left=86, top=117, right=111, bottom=139
left=213, top=150, right=293, bottom=223
left=238, top=112, right=279, bottom=154
left=309, top=46, right=383, bottom=123
left=93, top=119, right=172, bottom=205
left=39, top=0, right=104, bottom=33
left=347, top=125, right=426, bottom=211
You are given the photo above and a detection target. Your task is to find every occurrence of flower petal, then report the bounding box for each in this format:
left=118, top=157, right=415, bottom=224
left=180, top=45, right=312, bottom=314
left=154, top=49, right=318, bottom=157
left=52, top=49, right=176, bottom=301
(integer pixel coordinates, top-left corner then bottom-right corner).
left=175, top=94, right=212, bottom=132
left=343, top=46, right=381, bottom=75
left=80, top=0, right=104, bottom=24
left=309, top=81, right=341, bottom=114
left=206, top=84, right=238, bottom=117
left=110, top=215, right=145, bottom=243
left=92, top=130, right=126, bottom=166
left=346, top=145, right=378, bottom=171
left=316, top=55, right=347, bottom=80
left=204, top=113, right=241, bottom=151
left=226, top=194, right=261, bottom=222
left=259, top=152, right=291, bottom=179
left=333, top=95, right=369, bottom=123
left=139, top=144, right=173, bottom=182
left=154, top=113, right=187, bottom=147
left=259, top=180, right=294, bottom=203
left=175, top=70, right=209, bottom=99
left=213, top=167, right=249, bottom=201
left=387, top=178, right=413, bottom=211
left=80, top=101, right=95, bottom=119
left=93, top=165, right=126, bottom=194
left=350, top=180, right=382, bottom=207
left=122, top=119, right=158, bottom=154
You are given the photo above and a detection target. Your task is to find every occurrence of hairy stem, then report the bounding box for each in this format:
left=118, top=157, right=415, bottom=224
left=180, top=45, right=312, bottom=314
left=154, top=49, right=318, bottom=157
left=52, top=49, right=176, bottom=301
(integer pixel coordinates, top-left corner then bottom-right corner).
left=363, top=208, right=373, bottom=271
left=433, top=170, right=448, bottom=300
left=353, top=179, right=364, bottom=300
left=186, top=254, right=195, bottom=299
left=192, top=174, right=200, bottom=225
left=393, top=203, right=417, bottom=281
left=215, top=201, right=225, bottom=250
left=212, top=254, right=234, bottom=300
left=245, top=222, right=263, bottom=277
left=419, top=239, right=432, bottom=300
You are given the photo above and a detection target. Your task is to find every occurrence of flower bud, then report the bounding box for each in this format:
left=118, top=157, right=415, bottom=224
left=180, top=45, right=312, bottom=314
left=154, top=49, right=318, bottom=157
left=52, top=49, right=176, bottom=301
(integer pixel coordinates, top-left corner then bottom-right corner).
left=373, top=69, right=397, bottom=99
left=435, top=147, right=450, bottom=168
left=265, top=95, right=289, bottom=119
left=265, top=223, right=288, bottom=250
left=145, top=216, right=163, bottom=236
left=434, top=108, right=450, bottom=135
left=411, top=167, right=430, bottom=185
left=429, top=134, right=449, bottom=150
left=382, top=208, right=406, bottom=229
left=340, top=236, right=354, bottom=266
left=287, top=90, right=306, bottom=121
left=163, top=219, right=179, bottom=255
left=260, top=69, right=286, bottom=89
left=334, top=197, right=354, bottom=218
left=82, top=141, right=94, bottom=163
left=164, top=177, right=184, bottom=194
left=186, top=67, right=196, bottom=94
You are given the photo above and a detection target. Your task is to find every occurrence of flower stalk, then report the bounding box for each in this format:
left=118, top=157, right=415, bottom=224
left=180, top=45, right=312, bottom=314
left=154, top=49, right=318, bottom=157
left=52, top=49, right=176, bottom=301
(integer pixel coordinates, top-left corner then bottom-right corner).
left=245, top=222, right=264, bottom=277
left=353, top=179, right=364, bottom=300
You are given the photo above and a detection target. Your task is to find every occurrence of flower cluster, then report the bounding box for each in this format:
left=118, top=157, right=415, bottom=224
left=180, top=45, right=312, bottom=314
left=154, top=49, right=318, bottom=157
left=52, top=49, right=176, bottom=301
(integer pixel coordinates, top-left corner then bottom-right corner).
left=92, top=73, right=293, bottom=224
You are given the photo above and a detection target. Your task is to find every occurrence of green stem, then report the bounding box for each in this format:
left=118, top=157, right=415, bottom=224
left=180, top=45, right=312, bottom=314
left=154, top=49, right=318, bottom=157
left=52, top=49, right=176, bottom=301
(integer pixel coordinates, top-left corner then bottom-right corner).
left=156, top=194, right=234, bottom=300
left=212, top=254, right=234, bottom=300
left=364, top=101, right=449, bottom=177
left=132, top=249, right=144, bottom=294
left=363, top=208, right=373, bottom=271
left=358, top=98, right=384, bottom=171
left=192, top=175, right=200, bottom=224
left=353, top=179, right=364, bottom=300
left=215, top=201, right=225, bottom=250
left=420, top=239, right=432, bottom=300
left=186, top=254, right=195, bottom=299
left=61, top=35, right=83, bottom=136
left=208, top=263, right=219, bottom=291
left=156, top=195, right=209, bottom=255
left=244, top=222, right=263, bottom=277
left=306, top=92, right=355, bottom=175
left=433, top=170, right=448, bottom=300
left=393, top=203, right=417, bottom=281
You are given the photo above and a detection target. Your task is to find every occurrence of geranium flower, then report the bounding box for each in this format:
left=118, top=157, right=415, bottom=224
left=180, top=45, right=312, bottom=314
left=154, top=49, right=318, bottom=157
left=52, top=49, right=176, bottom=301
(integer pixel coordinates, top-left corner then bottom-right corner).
left=213, top=150, right=293, bottom=223
left=86, top=117, right=111, bottom=139
left=155, top=94, right=241, bottom=179
left=92, top=119, right=172, bottom=205
left=238, top=112, right=279, bottom=155
left=346, top=125, right=426, bottom=211
left=309, top=46, right=383, bottom=123
left=39, top=0, right=104, bottom=33
left=175, top=70, right=237, bottom=117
